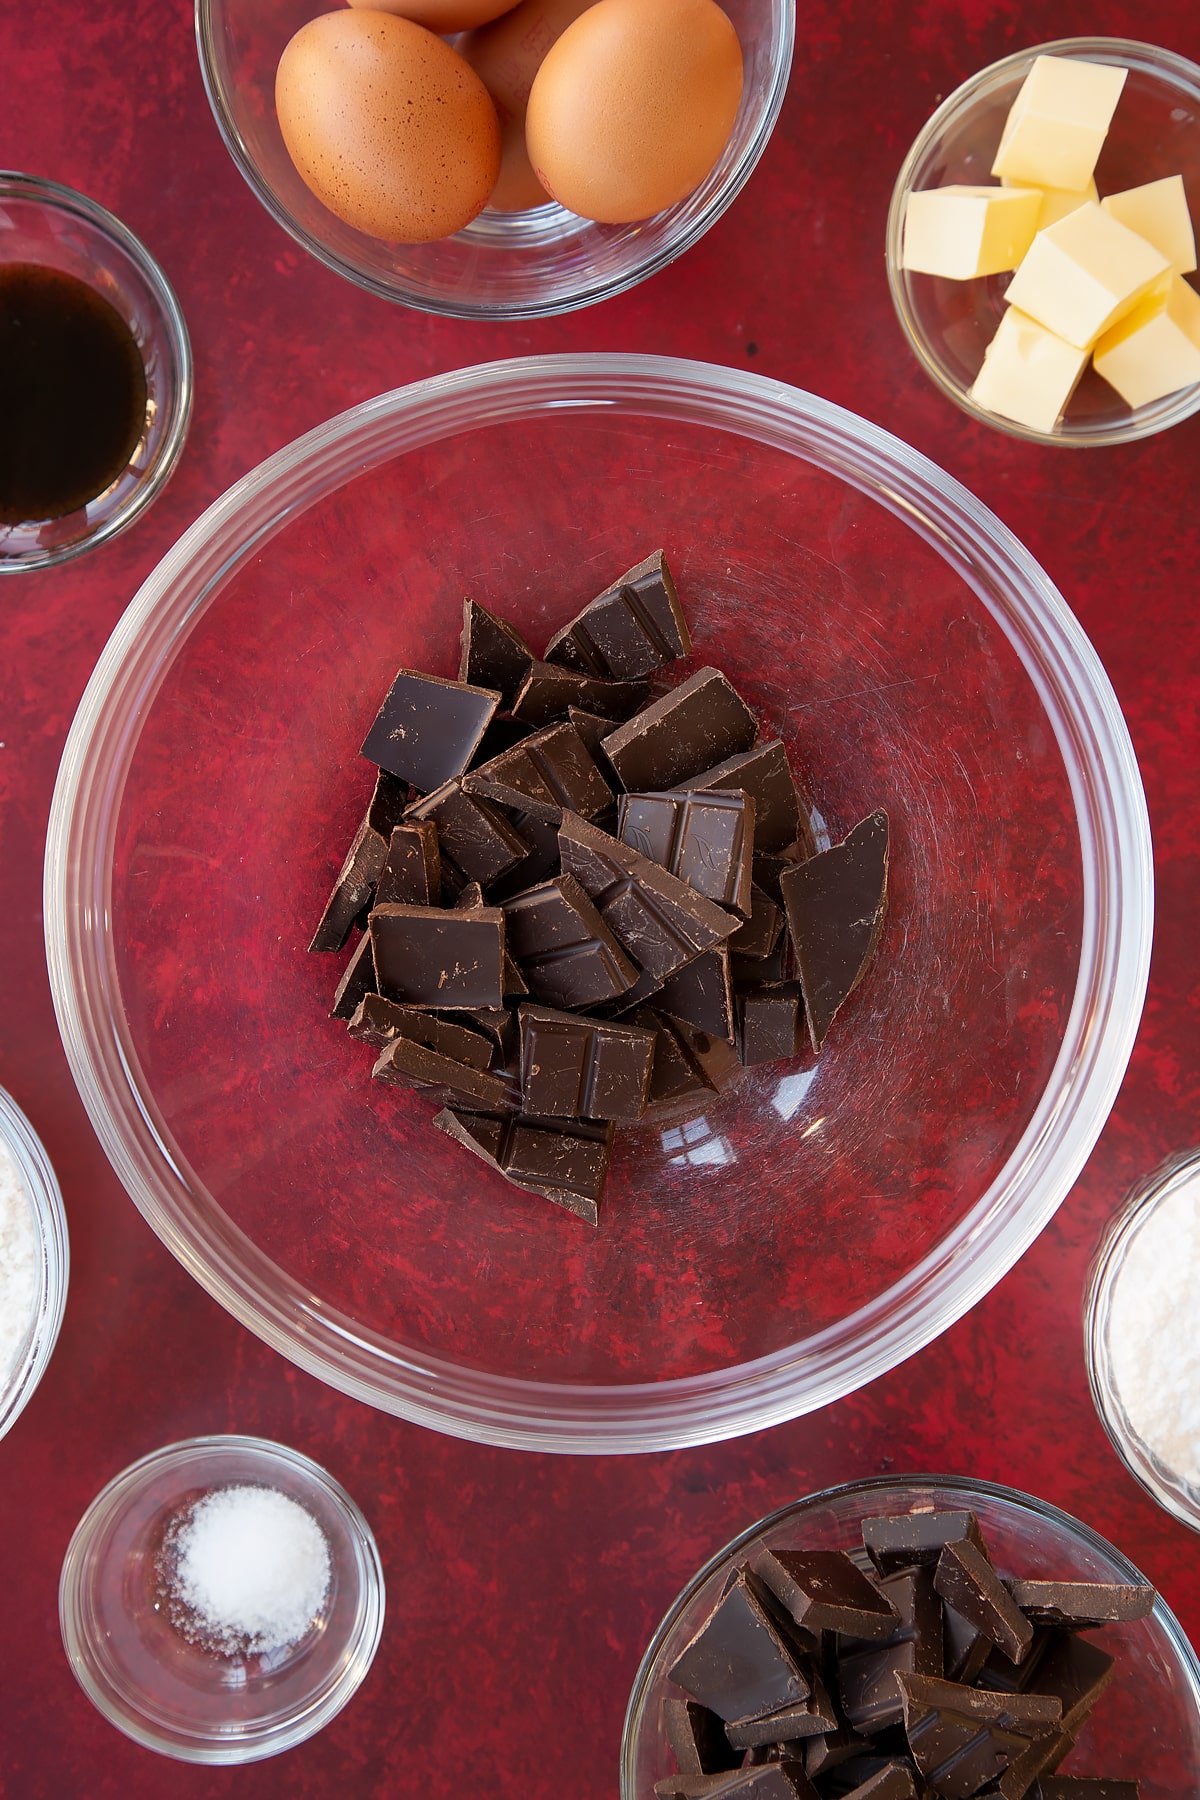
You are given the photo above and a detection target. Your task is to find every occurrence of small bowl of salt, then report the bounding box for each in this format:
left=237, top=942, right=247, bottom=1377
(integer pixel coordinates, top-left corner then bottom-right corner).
left=0, top=1085, right=68, bottom=1441
left=59, top=1435, right=385, bottom=1762
left=1086, top=1146, right=1200, bottom=1534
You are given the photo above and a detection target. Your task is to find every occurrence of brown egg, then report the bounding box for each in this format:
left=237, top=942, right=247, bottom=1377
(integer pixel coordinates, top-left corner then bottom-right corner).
left=458, top=0, right=594, bottom=212
left=525, top=0, right=744, bottom=224
left=276, top=10, right=501, bottom=242
left=346, top=0, right=520, bottom=29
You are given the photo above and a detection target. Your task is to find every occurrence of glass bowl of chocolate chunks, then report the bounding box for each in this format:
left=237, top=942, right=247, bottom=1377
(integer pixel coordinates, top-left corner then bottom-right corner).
left=622, top=1475, right=1200, bottom=1798
left=45, top=354, right=1149, bottom=1452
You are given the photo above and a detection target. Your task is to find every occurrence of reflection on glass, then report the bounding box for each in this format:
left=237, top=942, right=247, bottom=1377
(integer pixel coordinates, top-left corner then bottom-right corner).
left=661, top=1115, right=736, bottom=1169
left=772, top=1068, right=818, bottom=1123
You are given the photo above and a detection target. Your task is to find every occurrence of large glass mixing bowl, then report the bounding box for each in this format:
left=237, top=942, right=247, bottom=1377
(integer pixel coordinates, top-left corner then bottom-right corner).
left=44, top=355, right=1151, bottom=1452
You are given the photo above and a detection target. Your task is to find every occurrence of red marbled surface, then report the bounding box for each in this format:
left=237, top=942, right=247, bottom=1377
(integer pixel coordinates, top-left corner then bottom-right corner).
left=0, top=0, right=1197, bottom=1794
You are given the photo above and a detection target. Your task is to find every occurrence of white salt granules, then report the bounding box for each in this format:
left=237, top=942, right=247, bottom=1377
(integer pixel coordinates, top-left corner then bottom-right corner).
left=0, top=1136, right=38, bottom=1387
left=1109, top=1172, right=1200, bottom=1489
left=166, top=1484, right=332, bottom=1656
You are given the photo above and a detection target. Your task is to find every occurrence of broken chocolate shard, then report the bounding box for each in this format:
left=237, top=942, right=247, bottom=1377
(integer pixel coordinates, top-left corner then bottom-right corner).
left=463, top=720, right=613, bottom=823
left=663, top=1696, right=739, bottom=1778
left=730, top=886, right=783, bottom=962
left=454, top=881, right=528, bottom=997
left=655, top=1769, right=816, bottom=1800
left=943, top=1602, right=991, bottom=1687
left=469, top=712, right=536, bottom=768
left=544, top=551, right=690, bottom=681
left=673, top=740, right=804, bottom=855
left=361, top=667, right=500, bottom=792
left=725, top=1685, right=837, bottom=1747
left=1005, top=1580, right=1155, bottom=1629
left=518, top=1003, right=654, bottom=1122
left=752, top=1549, right=899, bottom=1641
left=372, top=1036, right=512, bottom=1108
left=558, top=812, right=739, bottom=987
left=503, top=873, right=638, bottom=1010
left=862, top=1510, right=985, bottom=1574
left=375, top=819, right=441, bottom=908
left=484, top=810, right=563, bottom=902
left=349, top=994, right=494, bottom=1068
left=331, top=931, right=377, bottom=1020
left=897, top=1673, right=1061, bottom=1800
left=840, top=1767, right=918, bottom=1800
left=369, top=902, right=505, bottom=1009
left=364, top=768, right=411, bottom=840
left=405, top=779, right=530, bottom=888
left=511, top=661, right=650, bottom=728
left=433, top=1105, right=614, bottom=1224
left=1023, top=1632, right=1114, bottom=1737
left=737, top=986, right=801, bottom=1067
left=988, top=1725, right=1075, bottom=1800
left=780, top=811, right=889, bottom=1051
left=656, top=950, right=735, bottom=1041
left=838, top=1566, right=944, bottom=1735
left=566, top=706, right=620, bottom=756
left=618, top=789, right=755, bottom=916
left=310, top=820, right=389, bottom=952
left=458, top=598, right=534, bottom=706
left=632, top=1008, right=719, bottom=1111
left=752, top=841, right=810, bottom=904
left=935, top=1539, right=1034, bottom=1666
left=602, top=666, right=758, bottom=792
left=668, top=1570, right=812, bottom=1725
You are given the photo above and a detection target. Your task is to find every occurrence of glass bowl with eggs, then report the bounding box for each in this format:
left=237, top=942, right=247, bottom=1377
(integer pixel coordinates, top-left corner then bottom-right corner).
left=196, top=0, right=795, bottom=319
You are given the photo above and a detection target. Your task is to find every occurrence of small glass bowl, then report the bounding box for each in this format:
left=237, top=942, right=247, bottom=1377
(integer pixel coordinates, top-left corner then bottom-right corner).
left=885, top=38, right=1200, bottom=447
left=59, top=1435, right=385, bottom=1763
left=195, top=0, right=794, bottom=319
left=1086, top=1148, right=1200, bottom=1534
left=621, top=1475, right=1200, bottom=1797
left=0, top=173, right=192, bottom=570
left=0, top=1085, right=68, bottom=1441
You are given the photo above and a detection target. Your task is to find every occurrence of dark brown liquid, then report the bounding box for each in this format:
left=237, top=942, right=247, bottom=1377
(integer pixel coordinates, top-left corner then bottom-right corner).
left=0, top=263, right=148, bottom=526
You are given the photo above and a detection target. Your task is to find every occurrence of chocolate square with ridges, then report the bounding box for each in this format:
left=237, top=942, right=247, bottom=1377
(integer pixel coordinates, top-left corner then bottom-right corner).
left=511, top=661, right=650, bottom=728
left=464, top=720, right=613, bottom=823
left=544, top=551, right=690, bottom=680
left=458, top=598, right=534, bottom=705
left=518, top=1003, right=654, bottom=1121
left=619, top=789, right=755, bottom=916
left=601, top=666, right=758, bottom=791
left=672, top=739, right=804, bottom=854
left=433, top=1106, right=614, bottom=1224
left=405, top=779, right=530, bottom=888
left=502, top=873, right=638, bottom=1010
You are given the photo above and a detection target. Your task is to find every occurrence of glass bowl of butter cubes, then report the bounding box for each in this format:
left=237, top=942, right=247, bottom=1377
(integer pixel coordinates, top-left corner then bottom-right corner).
left=887, top=38, right=1200, bottom=445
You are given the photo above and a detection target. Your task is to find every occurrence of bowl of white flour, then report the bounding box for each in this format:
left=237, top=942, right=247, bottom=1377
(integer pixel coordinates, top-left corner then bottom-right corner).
left=1087, top=1146, right=1200, bottom=1535
left=0, top=1086, right=68, bottom=1440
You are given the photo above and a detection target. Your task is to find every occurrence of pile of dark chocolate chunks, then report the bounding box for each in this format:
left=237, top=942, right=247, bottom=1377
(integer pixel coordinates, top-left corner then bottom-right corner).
left=660, top=1507, right=1153, bottom=1799
left=311, top=552, right=889, bottom=1225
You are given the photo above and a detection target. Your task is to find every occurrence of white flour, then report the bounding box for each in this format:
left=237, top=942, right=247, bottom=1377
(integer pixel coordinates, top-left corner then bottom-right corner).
left=1109, top=1170, right=1200, bottom=1489
left=0, top=1136, right=38, bottom=1385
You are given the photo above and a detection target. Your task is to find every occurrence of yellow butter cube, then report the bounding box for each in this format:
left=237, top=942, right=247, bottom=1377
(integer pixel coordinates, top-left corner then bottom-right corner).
left=1093, top=275, right=1200, bottom=408
left=1005, top=201, right=1170, bottom=348
left=1101, top=175, right=1197, bottom=276
left=992, top=54, right=1126, bottom=193
left=971, top=306, right=1090, bottom=433
left=1002, top=174, right=1097, bottom=230
left=903, top=185, right=1042, bottom=279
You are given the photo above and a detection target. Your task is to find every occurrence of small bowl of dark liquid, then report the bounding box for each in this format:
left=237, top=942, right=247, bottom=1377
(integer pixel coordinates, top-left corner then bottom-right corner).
left=0, top=173, right=191, bottom=571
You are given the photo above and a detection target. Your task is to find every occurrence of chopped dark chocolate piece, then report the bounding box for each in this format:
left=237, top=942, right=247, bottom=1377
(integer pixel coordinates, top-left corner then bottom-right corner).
left=780, top=811, right=889, bottom=1051
left=361, top=667, right=500, bottom=792
left=725, top=1683, right=838, bottom=1746
left=464, top=720, right=612, bottom=823
left=655, top=1768, right=815, bottom=1799
left=731, top=936, right=792, bottom=990
left=632, top=1008, right=720, bottom=1110
left=567, top=705, right=619, bottom=756
left=406, top=780, right=530, bottom=888
left=503, top=873, right=638, bottom=1009
left=935, top=1539, right=1034, bottom=1665
left=375, top=819, right=441, bottom=907
left=602, top=666, right=758, bottom=792
left=943, top=1603, right=991, bottom=1686
left=1033, top=1782, right=1139, bottom=1799
left=752, top=841, right=810, bottom=904
left=862, top=1511, right=985, bottom=1575
left=544, top=551, right=690, bottom=680
left=310, top=820, right=388, bottom=952
left=838, top=1567, right=943, bottom=1734
left=839, top=1766, right=918, bottom=1800
left=469, top=712, right=536, bottom=768
left=484, top=809, right=563, bottom=901
left=372, top=1036, right=512, bottom=1108
left=559, top=812, right=739, bottom=988
left=454, top=879, right=529, bottom=997
left=433, top=1106, right=614, bottom=1224
left=331, top=932, right=377, bottom=1020
left=435, top=1005, right=515, bottom=1059
left=987, top=1725, right=1075, bottom=1800
left=897, top=1673, right=1060, bottom=1800
left=672, top=740, right=803, bottom=854
left=511, top=661, right=649, bottom=728
left=753, top=1550, right=899, bottom=1641
left=618, top=789, right=755, bottom=916
left=1005, top=1581, right=1155, bottom=1629
left=349, top=994, right=494, bottom=1068
left=364, top=768, right=411, bottom=839
left=668, top=1570, right=812, bottom=1725
left=1025, top=1633, right=1114, bottom=1737
left=737, top=986, right=801, bottom=1066
left=370, top=903, right=505, bottom=1009
left=518, top=1003, right=654, bottom=1121
left=655, top=950, right=735, bottom=1041
left=664, top=1696, right=739, bottom=1777
left=458, top=598, right=534, bottom=705
left=730, top=886, right=783, bottom=961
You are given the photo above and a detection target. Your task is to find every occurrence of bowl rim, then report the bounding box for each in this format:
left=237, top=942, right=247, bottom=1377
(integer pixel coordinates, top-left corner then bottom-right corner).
left=193, top=0, right=797, bottom=320
left=619, top=1471, right=1200, bottom=1794
left=0, top=170, right=193, bottom=570
left=885, top=36, right=1200, bottom=448
left=58, top=1432, right=386, bottom=1764
left=43, top=352, right=1153, bottom=1453
left=0, top=1084, right=69, bottom=1441
left=1085, top=1146, right=1200, bottom=1535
